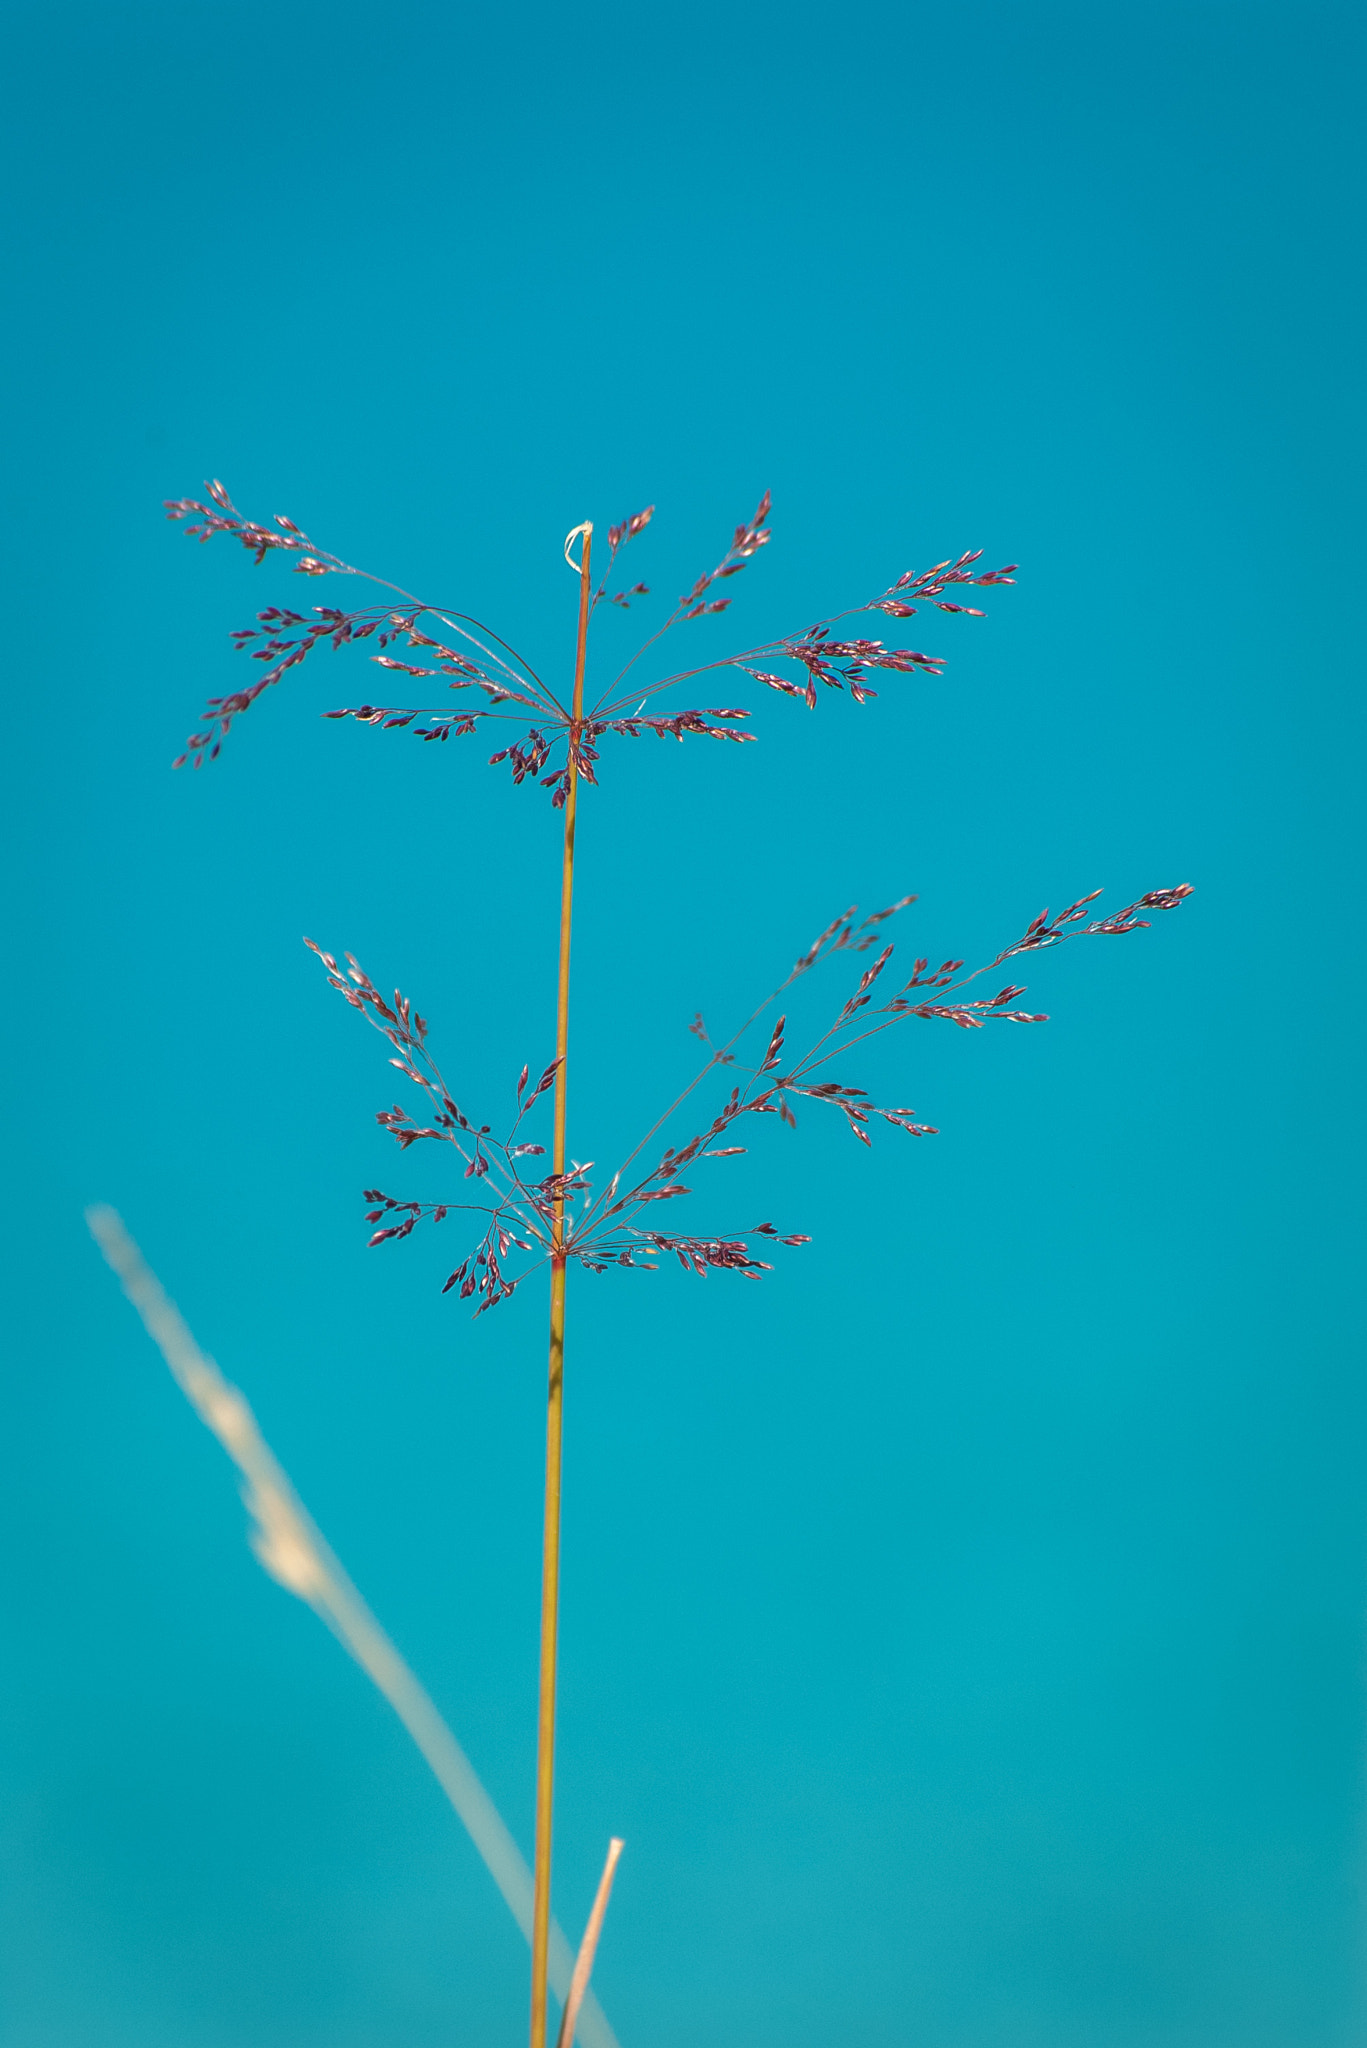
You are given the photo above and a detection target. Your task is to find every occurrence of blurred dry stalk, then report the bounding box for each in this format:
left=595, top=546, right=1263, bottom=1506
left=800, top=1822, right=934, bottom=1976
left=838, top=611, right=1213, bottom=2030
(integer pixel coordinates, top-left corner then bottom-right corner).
left=557, top=1837, right=624, bottom=2048
left=85, top=1203, right=621, bottom=2048
left=166, top=480, right=1189, bottom=2045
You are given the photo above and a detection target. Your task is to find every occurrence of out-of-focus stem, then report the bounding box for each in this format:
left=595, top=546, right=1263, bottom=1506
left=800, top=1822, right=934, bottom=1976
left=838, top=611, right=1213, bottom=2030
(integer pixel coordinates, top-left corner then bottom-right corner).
left=530, top=522, right=593, bottom=2048
left=84, top=1204, right=621, bottom=2048
left=555, top=1837, right=624, bottom=2048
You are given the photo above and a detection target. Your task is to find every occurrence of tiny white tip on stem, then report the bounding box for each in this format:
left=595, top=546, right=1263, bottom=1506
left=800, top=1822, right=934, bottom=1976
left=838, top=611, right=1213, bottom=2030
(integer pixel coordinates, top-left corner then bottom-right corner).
left=564, top=522, right=593, bottom=574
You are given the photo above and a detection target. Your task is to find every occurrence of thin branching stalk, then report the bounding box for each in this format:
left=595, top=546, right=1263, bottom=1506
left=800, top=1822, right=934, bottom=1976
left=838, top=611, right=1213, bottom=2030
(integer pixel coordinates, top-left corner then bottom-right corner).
left=162, top=481, right=1191, bottom=2040
left=532, top=521, right=593, bottom=2048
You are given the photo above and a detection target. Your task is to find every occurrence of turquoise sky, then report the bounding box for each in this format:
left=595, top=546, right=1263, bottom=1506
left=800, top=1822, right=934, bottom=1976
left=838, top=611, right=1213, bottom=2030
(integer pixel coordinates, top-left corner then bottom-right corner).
left=2, top=3, right=1364, bottom=2044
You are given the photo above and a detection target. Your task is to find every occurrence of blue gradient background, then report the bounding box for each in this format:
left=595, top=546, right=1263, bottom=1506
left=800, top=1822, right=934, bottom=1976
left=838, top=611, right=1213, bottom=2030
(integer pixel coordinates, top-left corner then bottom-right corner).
left=2, top=3, right=1364, bottom=2043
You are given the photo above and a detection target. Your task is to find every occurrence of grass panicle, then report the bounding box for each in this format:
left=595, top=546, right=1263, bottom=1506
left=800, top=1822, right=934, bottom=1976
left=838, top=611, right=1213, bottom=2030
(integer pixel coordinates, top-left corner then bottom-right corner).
left=151, top=482, right=1191, bottom=2044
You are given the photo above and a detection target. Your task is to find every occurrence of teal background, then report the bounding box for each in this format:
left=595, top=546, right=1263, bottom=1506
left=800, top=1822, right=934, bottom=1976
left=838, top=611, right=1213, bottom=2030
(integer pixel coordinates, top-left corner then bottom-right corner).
left=2, top=3, right=1364, bottom=2042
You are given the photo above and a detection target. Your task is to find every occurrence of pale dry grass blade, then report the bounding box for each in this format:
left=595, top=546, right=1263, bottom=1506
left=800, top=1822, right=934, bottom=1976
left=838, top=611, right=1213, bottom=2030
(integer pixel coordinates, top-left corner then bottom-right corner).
left=85, top=1204, right=620, bottom=2048
left=555, top=1838, right=625, bottom=2048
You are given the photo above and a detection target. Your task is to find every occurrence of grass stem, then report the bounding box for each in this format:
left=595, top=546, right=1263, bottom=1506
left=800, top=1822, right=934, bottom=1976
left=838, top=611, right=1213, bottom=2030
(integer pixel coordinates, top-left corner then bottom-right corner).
left=531, top=522, right=593, bottom=2048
